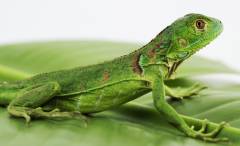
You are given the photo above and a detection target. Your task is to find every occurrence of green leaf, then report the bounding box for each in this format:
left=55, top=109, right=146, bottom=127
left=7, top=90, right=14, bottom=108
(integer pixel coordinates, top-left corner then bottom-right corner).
left=0, top=41, right=239, bottom=146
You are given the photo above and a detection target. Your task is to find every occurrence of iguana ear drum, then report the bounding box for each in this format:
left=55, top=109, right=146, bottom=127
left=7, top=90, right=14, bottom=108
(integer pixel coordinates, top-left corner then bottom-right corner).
left=178, top=38, right=188, bottom=48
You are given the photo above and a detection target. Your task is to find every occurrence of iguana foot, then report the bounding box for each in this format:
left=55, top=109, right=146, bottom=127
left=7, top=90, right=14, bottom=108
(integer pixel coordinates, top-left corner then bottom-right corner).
left=8, top=106, right=88, bottom=126
left=7, top=106, right=31, bottom=124
left=45, top=108, right=88, bottom=126
left=186, top=119, right=228, bottom=142
left=166, top=83, right=207, bottom=100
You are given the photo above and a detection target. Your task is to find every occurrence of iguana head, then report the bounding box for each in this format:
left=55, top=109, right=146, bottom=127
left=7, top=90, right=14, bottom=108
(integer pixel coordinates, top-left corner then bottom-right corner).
left=139, top=13, right=223, bottom=77
left=167, top=13, right=223, bottom=61
left=165, top=13, right=223, bottom=76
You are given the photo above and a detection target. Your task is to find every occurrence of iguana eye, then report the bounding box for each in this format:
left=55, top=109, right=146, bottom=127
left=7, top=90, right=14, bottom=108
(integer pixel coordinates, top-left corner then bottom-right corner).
left=195, top=19, right=205, bottom=30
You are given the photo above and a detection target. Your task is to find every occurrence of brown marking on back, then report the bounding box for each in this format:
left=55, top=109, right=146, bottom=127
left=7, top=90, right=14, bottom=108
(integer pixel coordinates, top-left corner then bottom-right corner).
left=132, top=52, right=142, bottom=75
left=155, top=44, right=160, bottom=48
left=80, top=83, right=86, bottom=90
left=103, top=71, right=110, bottom=81
left=147, top=48, right=156, bottom=58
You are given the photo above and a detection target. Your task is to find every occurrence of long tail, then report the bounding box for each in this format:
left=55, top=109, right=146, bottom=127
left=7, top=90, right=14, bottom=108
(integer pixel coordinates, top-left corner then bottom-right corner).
left=0, top=81, right=20, bottom=106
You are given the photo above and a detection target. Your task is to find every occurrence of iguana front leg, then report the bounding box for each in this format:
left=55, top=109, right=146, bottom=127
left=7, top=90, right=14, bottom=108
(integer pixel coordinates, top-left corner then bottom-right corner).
left=7, top=82, right=86, bottom=123
left=165, top=83, right=207, bottom=100
left=152, top=74, right=227, bottom=142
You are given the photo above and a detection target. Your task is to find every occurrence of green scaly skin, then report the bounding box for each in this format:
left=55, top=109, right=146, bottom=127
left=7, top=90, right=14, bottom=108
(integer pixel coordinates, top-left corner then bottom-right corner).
left=0, top=14, right=226, bottom=142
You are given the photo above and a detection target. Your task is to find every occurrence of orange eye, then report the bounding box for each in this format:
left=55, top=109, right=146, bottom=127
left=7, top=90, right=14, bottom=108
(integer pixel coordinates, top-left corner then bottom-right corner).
left=195, top=20, right=205, bottom=29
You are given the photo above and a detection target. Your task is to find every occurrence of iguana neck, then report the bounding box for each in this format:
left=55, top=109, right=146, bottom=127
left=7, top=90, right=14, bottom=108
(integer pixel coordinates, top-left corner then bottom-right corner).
left=110, top=26, right=183, bottom=79
left=111, top=46, right=170, bottom=79
left=136, top=25, right=179, bottom=78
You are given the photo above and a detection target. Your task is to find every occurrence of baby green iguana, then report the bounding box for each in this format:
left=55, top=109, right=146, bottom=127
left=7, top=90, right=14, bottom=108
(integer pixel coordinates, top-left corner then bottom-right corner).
left=0, top=13, right=226, bottom=142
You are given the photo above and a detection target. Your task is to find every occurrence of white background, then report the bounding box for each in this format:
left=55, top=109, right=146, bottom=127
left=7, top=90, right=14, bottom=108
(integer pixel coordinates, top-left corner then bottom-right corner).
left=0, top=0, right=239, bottom=69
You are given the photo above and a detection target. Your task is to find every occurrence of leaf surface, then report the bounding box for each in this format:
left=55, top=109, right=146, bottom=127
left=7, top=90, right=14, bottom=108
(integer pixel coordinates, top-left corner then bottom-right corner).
left=0, top=41, right=239, bottom=146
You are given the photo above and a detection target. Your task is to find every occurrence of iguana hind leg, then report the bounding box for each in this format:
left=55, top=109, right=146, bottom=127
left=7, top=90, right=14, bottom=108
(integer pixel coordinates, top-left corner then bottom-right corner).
left=7, top=82, right=86, bottom=123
